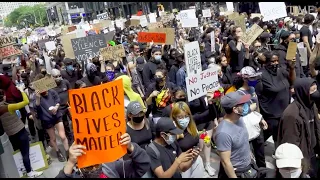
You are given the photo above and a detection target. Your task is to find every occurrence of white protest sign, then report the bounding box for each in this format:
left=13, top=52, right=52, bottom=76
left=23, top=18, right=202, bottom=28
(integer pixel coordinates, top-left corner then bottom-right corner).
left=148, top=13, right=157, bottom=23
left=184, top=41, right=202, bottom=75
left=179, top=9, right=196, bottom=20
left=202, top=9, right=211, bottom=17
left=45, top=41, right=56, bottom=51
left=13, top=142, right=48, bottom=177
left=297, top=42, right=308, bottom=66
left=211, top=31, right=216, bottom=52
left=131, top=15, right=140, bottom=20
left=115, top=20, right=124, bottom=30
left=97, top=12, right=109, bottom=20
left=181, top=18, right=198, bottom=28
left=259, top=2, right=287, bottom=22
left=43, top=50, right=52, bottom=74
left=186, top=67, right=220, bottom=102
left=226, top=2, right=234, bottom=12
left=140, top=15, right=148, bottom=27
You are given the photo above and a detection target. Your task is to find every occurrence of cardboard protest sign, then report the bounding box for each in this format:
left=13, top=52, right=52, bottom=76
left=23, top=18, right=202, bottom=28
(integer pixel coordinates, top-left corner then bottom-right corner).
left=71, top=34, right=107, bottom=61
left=161, top=14, right=172, bottom=24
left=181, top=18, right=198, bottom=28
left=13, top=142, right=48, bottom=178
left=100, top=44, right=126, bottom=61
left=242, top=24, right=264, bottom=45
left=32, top=77, right=57, bottom=93
left=0, top=45, right=21, bottom=59
left=234, top=15, right=246, bottom=32
left=148, top=22, right=163, bottom=29
left=148, top=28, right=174, bottom=45
left=259, top=2, right=287, bottom=22
left=45, top=41, right=56, bottom=51
left=61, top=33, right=76, bottom=59
left=126, top=19, right=140, bottom=27
left=68, top=26, right=77, bottom=32
left=186, top=67, right=220, bottom=102
left=227, top=12, right=239, bottom=20
left=184, top=41, right=202, bottom=75
left=68, top=80, right=126, bottom=168
left=202, top=9, right=211, bottom=17
left=286, top=42, right=297, bottom=61
left=137, top=32, right=166, bottom=43
left=0, top=36, right=16, bottom=47
left=99, top=20, right=112, bottom=29
left=250, top=13, right=262, bottom=19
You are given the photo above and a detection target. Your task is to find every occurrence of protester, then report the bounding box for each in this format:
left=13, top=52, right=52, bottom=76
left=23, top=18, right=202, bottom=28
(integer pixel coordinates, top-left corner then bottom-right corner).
left=61, top=58, right=81, bottom=89
left=81, top=63, right=102, bottom=87
left=56, top=133, right=150, bottom=178
left=142, top=48, right=166, bottom=87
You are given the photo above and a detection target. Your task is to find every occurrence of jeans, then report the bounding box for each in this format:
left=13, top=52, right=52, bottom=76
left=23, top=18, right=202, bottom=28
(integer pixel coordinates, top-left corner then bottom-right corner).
left=9, top=128, right=32, bottom=173
left=26, top=113, right=36, bottom=137
left=250, top=132, right=266, bottom=168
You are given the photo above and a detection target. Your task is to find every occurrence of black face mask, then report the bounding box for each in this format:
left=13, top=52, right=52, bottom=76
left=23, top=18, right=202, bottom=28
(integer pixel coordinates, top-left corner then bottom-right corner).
left=132, top=116, right=144, bottom=123
left=267, top=64, right=279, bottom=74
left=155, top=77, right=163, bottom=84
left=310, top=91, right=320, bottom=102
left=175, top=98, right=187, bottom=103
left=41, top=71, right=47, bottom=76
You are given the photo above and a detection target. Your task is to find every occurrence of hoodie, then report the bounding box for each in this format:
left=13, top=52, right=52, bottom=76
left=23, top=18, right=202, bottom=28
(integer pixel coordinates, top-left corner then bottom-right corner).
left=0, top=75, right=23, bottom=103
left=278, top=78, right=320, bottom=160
left=142, top=59, right=165, bottom=87
left=55, top=143, right=150, bottom=178
left=273, top=43, right=305, bottom=78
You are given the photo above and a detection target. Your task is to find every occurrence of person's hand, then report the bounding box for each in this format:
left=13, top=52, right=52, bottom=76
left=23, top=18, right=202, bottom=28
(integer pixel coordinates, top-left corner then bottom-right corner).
left=149, top=41, right=154, bottom=48
left=151, top=90, right=160, bottom=98
left=287, top=57, right=296, bottom=69
left=119, top=133, right=134, bottom=152
left=244, top=43, right=250, bottom=50
left=68, top=142, right=86, bottom=165
left=35, top=90, right=41, bottom=99
left=51, top=106, right=58, bottom=115
left=176, top=149, right=193, bottom=163
left=260, top=119, right=268, bottom=130
left=28, top=114, right=33, bottom=120
left=191, top=147, right=200, bottom=159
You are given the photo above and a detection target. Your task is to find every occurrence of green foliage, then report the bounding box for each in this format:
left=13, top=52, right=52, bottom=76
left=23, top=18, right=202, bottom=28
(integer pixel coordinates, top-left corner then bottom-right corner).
left=4, top=4, right=48, bottom=29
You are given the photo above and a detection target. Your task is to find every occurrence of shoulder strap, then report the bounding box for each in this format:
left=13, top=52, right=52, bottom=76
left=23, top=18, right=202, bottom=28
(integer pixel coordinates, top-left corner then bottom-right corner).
left=149, top=142, right=160, bottom=159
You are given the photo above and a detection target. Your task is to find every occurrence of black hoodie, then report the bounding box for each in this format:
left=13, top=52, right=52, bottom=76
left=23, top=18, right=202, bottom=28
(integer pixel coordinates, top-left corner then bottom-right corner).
left=142, top=59, right=165, bottom=87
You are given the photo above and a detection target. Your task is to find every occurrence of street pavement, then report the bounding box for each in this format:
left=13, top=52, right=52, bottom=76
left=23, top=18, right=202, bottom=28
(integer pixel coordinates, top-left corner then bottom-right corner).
left=36, top=134, right=275, bottom=178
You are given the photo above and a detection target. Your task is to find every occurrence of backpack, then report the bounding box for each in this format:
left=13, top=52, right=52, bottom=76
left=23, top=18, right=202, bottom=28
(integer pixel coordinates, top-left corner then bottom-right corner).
left=142, top=141, right=179, bottom=178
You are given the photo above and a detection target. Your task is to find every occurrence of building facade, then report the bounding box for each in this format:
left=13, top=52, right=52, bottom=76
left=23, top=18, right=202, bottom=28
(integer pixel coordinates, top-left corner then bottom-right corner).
left=0, top=2, right=42, bottom=17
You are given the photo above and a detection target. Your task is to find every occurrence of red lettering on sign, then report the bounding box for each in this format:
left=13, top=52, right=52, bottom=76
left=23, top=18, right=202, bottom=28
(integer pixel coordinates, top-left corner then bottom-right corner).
left=137, top=32, right=166, bottom=43
left=0, top=45, right=20, bottom=58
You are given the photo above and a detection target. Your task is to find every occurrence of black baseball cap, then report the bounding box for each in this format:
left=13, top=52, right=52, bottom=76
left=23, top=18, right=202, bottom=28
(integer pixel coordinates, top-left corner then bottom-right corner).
left=156, top=117, right=183, bottom=135
left=221, top=92, right=251, bottom=109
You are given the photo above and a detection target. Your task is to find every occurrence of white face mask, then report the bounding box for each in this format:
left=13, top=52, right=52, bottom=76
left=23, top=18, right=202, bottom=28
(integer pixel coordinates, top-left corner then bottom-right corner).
left=279, top=168, right=302, bottom=178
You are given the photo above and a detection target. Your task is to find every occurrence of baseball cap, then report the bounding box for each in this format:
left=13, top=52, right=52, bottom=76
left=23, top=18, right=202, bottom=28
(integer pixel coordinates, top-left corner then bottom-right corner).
left=136, top=57, right=145, bottom=71
left=127, top=101, right=144, bottom=115
left=260, top=32, right=272, bottom=39
left=280, top=31, right=291, bottom=40
left=156, top=117, right=183, bottom=135
left=240, top=66, right=262, bottom=78
left=63, top=58, right=73, bottom=65
left=275, top=143, right=303, bottom=168
left=221, top=92, right=251, bottom=109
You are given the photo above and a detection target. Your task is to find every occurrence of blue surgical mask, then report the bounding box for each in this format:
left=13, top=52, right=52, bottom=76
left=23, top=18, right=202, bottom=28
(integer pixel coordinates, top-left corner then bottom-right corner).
left=163, top=133, right=176, bottom=145
left=106, top=70, right=115, bottom=81
left=154, top=55, right=162, bottom=61
left=177, top=117, right=190, bottom=130
left=66, top=65, right=74, bottom=71
left=241, top=103, right=250, bottom=116
left=248, top=80, right=258, bottom=87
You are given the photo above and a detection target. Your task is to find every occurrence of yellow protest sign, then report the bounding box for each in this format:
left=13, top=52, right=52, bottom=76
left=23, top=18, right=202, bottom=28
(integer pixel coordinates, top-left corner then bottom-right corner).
left=100, top=44, right=126, bottom=61
left=32, top=77, right=57, bottom=93
left=286, top=42, right=297, bottom=61
left=242, top=24, right=264, bottom=45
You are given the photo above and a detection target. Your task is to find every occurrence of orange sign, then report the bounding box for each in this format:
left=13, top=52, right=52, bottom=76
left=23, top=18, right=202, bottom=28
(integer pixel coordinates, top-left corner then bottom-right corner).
left=68, top=80, right=126, bottom=168
left=138, top=32, right=166, bottom=43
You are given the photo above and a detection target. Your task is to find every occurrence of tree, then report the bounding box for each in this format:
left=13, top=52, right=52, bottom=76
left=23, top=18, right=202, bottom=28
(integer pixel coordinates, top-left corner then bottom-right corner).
left=4, top=4, right=48, bottom=29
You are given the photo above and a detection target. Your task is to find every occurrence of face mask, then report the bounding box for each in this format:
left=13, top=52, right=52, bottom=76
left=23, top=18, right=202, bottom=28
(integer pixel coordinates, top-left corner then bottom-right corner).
left=310, top=91, right=320, bottom=101
left=154, top=55, right=162, bottom=61
left=237, top=103, right=249, bottom=116
left=175, top=97, right=187, bottom=102
left=106, top=71, right=115, bottom=81
left=267, top=64, right=279, bottom=73
left=55, top=77, right=63, bottom=83
left=132, top=116, right=144, bottom=123
left=248, top=80, right=258, bottom=87
left=177, top=117, right=190, bottom=130
left=67, top=65, right=74, bottom=71
left=163, top=133, right=176, bottom=145
left=41, top=71, right=47, bottom=76
left=279, top=168, right=302, bottom=178
left=155, top=77, right=163, bottom=84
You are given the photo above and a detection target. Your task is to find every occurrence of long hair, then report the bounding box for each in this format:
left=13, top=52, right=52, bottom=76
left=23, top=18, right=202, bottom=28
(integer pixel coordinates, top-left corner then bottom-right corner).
left=170, top=102, right=198, bottom=137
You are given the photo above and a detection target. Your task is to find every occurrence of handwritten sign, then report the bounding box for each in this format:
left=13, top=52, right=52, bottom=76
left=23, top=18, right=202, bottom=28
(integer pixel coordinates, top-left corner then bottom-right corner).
left=184, top=41, right=202, bottom=76
left=0, top=36, right=16, bottom=47
left=0, top=45, right=21, bottom=59
left=148, top=22, right=163, bottom=29
left=234, top=15, right=246, bottom=32
left=242, top=24, right=264, bottom=45
left=179, top=9, right=196, bottom=20
left=186, top=67, right=219, bottom=102
left=161, top=14, right=171, bottom=23
left=97, top=12, right=109, bottom=20
left=100, top=44, right=126, bottom=61
left=259, top=2, right=287, bottom=22
left=286, top=42, right=297, bottom=61
left=32, top=77, right=57, bottom=93
left=202, top=9, right=211, bottom=18
left=137, top=32, right=166, bottom=43
left=126, top=19, right=140, bottom=27
left=71, top=34, right=107, bottom=61
left=69, top=80, right=126, bottom=168
left=181, top=18, right=198, bottom=28
left=228, top=12, right=239, bottom=20
left=148, top=28, right=175, bottom=45
left=45, top=41, right=56, bottom=51
left=139, top=15, right=148, bottom=27
left=13, top=142, right=48, bottom=178
left=61, top=33, right=76, bottom=59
